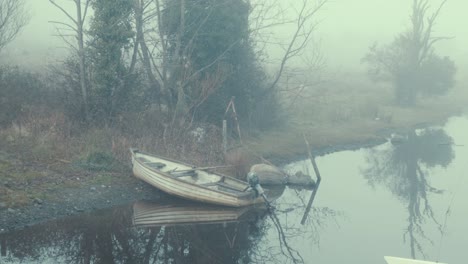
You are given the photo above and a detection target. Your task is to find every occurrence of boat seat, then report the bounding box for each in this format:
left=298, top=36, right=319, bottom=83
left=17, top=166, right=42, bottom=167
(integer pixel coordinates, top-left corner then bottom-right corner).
left=216, top=182, right=244, bottom=192
left=145, top=162, right=166, bottom=169
left=200, top=180, right=244, bottom=193
left=200, top=176, right=224, bottom=187
left=200, top=182, right=218, bottom=187
left=170, top=170, right=198, bottom=178
left=137, top=157, right=150, bottom=163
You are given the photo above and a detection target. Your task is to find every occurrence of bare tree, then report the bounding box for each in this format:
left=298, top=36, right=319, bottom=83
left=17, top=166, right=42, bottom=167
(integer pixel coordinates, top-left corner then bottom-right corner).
left=409, top=0, right=449, bottom=67
left=132, top=1, right=235, bottom=127
left=251, top=0, right=328, bottom=95
left=363, top=0, right=454, bottom=106
left=128, top=0, right=327, bottom=131
left=0, top=0, right=28, bottom=53
left=49, top=0, right=91, bottom=121
left=131, top=0, right=162, bottom=104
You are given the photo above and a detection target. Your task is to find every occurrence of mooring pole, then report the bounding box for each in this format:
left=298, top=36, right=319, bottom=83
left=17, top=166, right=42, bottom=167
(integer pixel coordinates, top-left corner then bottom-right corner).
left=301, top=134, right=322, bottom=225
left=222, top=120, right=227, bottom=153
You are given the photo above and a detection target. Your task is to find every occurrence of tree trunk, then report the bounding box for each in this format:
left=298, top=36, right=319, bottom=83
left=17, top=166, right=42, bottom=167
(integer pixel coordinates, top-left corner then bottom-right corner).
left=134, top=0, right=162, bottom=105
left=75, top=0, right=89, bottom=121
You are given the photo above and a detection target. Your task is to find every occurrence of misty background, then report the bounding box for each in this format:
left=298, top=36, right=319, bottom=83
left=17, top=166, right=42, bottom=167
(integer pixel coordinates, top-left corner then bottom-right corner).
left=3, top=0, right=467, bottom=74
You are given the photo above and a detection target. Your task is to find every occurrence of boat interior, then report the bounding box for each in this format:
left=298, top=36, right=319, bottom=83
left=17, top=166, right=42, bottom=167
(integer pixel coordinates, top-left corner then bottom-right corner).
left=135, top=152, right=251, bottom=195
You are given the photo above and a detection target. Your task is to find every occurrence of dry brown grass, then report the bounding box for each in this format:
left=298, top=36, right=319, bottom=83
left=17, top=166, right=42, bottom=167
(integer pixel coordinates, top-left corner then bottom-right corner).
left=0, top=71, right=466, bottom=186
left=249, top=71, right=468, bottom=160
left=0, top=106, right=232, bottom=207
left=0, top=106, right=226, bottom=172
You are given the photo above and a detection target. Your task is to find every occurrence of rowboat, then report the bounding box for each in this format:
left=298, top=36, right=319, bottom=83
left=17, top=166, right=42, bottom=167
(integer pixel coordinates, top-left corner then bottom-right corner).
left=132, top=200, right=265, bottom=227
left=130, top=148, right=275, bottom=207
left=384, top=256, right=447, bottom=264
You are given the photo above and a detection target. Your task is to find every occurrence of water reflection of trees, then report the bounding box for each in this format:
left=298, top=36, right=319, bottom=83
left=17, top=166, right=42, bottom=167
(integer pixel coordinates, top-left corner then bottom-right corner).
left=248, top=186, right=341, bottom=264
left=364, top=128, right=454, bottom=258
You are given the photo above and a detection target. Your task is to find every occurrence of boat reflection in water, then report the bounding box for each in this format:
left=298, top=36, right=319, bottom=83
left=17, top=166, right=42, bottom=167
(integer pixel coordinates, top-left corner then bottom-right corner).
left=131, top=199, right=275, bottom=263
left=133, top=200, right=263, bottom=227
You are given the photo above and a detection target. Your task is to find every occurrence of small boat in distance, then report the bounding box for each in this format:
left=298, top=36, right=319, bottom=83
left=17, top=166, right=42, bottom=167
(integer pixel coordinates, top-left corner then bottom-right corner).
left=384, top=256, right=447, bottom=264
left=130, top=148, right=274, bottom=207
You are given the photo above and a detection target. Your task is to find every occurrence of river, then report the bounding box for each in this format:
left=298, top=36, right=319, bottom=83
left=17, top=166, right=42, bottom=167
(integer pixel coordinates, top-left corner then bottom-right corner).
left=1, top=115, right=467, bottom=264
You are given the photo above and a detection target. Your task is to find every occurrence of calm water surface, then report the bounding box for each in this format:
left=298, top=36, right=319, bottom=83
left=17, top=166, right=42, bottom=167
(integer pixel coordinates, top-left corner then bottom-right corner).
left=1, top=115, right=467, bottom=264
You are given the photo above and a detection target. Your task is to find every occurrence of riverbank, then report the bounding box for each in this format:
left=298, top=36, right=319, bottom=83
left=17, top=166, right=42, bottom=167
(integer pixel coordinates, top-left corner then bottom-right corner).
left=247, top=77, right=468, bottom=164
left=1, top=76, right=467, bottom=233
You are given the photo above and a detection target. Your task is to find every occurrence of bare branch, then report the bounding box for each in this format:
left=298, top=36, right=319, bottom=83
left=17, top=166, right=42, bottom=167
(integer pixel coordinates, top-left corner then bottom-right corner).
left=82, top=0, right=91, bottom=23
left=49, top=21, right=79, bottom=33
left=49, top=0, right=90, bottom=121
left=49, top=0, right=78, bottom=25
left=265, top=0, right=328, bottom=94
left=0, top=0, right=29, bottom=51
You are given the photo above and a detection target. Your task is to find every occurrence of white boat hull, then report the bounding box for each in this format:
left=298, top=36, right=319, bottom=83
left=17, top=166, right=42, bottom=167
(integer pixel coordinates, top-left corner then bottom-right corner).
left=384, top=256, right=447, bottom=264
left=130, top=149, right=269, bottom=207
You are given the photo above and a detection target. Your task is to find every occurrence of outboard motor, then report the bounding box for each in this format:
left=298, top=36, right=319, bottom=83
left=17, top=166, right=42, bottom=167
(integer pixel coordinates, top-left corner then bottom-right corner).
left=247, top=172, right=271, bottom=207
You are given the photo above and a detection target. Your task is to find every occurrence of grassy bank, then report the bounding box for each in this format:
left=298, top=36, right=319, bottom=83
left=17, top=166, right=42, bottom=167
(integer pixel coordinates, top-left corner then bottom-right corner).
left=0, top=110, right=225, bottom=209
left=1, top=72, right=467, bottom=209
left=246, top=73, right=468, bottom=161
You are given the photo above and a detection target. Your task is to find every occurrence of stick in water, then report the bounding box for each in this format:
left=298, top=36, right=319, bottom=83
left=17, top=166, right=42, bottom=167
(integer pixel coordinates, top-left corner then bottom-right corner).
left=301, top=133, right=322, bottom=225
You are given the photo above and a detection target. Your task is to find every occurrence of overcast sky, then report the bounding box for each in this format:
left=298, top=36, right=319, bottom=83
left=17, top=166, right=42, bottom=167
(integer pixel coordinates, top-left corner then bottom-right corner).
left=3, top=0, right=467, bottom=72
left=316, top=0, right=467, bottom=69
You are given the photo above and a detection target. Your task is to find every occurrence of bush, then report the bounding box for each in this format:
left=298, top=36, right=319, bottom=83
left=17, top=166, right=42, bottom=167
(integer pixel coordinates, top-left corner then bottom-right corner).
left=0, top=66, right=44, bottom=126
left=418, top=55, right=456, bottom=96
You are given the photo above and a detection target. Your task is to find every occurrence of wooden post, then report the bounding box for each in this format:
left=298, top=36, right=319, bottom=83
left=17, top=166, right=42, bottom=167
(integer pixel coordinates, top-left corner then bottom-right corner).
left=223, top=97, right=243, bottom=145
left=222, top=120, right=227, bottom=153
left=301, top=134, right=322, bottom=225
left=1, top=238, right=6, bottom=257
left=230, top=98, right=243, bottom=145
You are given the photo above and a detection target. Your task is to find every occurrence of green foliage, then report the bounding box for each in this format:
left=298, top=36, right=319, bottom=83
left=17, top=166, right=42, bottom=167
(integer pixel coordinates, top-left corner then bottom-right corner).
left=0, top=66, right=44, bottom=126
left=48, top=56, right=87, bottom=121
left=88, top=0, right=135, bottom=122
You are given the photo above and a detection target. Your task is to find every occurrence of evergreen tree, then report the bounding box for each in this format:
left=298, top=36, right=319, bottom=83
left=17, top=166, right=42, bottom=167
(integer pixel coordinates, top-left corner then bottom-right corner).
left=88, top=0, right=134, bottom=121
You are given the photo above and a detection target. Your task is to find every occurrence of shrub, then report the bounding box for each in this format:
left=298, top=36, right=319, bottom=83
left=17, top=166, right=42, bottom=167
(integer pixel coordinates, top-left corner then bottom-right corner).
left=0, top=66, right=44, bottom=126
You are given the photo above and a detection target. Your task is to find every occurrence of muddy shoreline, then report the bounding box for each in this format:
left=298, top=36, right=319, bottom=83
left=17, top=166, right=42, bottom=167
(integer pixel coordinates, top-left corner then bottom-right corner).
left=0, top=116, right=459, bottom=234
left=0, top=137, right=384, bottom=234
left=0, top=173, right=165, bottom=234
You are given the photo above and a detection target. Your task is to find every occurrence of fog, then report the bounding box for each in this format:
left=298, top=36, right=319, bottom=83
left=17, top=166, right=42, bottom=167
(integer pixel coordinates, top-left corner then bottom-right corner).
left=1, top=2, right=467, bottom=263
left=316, top=0, right=468, bottom=70
left=2, top=0, right=467, bottom=72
